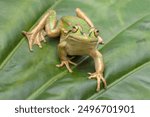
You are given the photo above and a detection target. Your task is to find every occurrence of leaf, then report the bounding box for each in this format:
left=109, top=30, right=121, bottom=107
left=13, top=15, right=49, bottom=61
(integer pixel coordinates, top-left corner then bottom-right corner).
left=0, top=0, right=150, bottom=99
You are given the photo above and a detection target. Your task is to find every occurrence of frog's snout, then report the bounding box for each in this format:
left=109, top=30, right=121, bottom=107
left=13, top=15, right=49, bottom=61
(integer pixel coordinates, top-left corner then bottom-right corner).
left=99, top=41, right=104, bottom=44
left=98, top=36, right=104, bottom=44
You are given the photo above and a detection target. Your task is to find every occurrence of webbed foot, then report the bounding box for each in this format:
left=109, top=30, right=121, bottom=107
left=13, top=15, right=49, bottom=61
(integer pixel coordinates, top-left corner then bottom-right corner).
left=88, top=72, right=107, bottom=92
left=56, top=60, right=77, bottom=73
left=22, top=30, right=46, bottom=51
left=22, top=12, right=49, bottom=51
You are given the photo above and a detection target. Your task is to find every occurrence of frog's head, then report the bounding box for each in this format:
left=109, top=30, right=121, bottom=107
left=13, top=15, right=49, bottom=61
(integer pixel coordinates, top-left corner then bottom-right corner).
left=64, top=25, right=104, bottom=44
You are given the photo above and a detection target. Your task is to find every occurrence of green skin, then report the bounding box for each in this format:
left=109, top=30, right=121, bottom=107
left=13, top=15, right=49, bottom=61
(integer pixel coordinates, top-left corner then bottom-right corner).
left=59, top=16, right=98, bottom=55
left=23, top=8, right=106, bottom=91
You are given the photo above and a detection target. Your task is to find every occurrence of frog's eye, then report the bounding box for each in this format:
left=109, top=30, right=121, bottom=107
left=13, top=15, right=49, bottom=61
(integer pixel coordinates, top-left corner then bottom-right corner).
left=72, top=26, right=78, bottom=33
left=89, top=28, right=99, bottom=37
left=94, top=29, right=99, bottom=37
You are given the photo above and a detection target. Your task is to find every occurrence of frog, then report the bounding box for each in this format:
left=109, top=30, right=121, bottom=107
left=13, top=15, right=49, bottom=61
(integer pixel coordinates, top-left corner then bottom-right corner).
left=22, top=8, right=106, bottom=91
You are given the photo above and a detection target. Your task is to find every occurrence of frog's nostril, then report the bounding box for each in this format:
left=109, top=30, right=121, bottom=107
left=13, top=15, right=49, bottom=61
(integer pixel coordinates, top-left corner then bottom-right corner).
left=80, top=31, right=84, bottom=35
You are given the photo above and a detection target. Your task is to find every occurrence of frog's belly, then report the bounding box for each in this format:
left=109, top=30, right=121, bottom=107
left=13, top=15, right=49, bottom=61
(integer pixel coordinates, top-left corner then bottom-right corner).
left=66, top=41, right=97, bottom=55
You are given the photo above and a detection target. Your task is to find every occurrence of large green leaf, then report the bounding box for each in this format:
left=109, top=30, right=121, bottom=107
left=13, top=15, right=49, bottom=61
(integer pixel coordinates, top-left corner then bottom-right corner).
left=0, top=0, right=150, bottom=99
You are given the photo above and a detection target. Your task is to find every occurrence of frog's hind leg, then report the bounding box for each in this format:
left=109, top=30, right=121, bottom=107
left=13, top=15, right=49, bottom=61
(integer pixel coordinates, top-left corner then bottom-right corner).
left=88, top=50, right=107, bottom=91
left=76, top=8, right=104, bottom=44
left=75, top=8, right=94, bottom=27
left=22, top=10, right=60, bottom=51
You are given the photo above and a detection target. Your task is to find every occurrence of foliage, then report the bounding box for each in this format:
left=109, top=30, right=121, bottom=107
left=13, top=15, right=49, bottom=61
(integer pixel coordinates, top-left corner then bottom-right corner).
left=0, top=0, right=150, bottom=99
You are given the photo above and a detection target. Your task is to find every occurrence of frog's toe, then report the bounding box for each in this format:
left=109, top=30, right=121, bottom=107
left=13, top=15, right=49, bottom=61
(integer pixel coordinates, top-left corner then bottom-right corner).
left=68, top=60, right=77, bottom=66
left=39, top=45, right=42, bottom=48
left=22, top=29, right=46, bottom=51
left=88, top=72, right=107, bottom=91
left=56, top=60, right=76, bottom=73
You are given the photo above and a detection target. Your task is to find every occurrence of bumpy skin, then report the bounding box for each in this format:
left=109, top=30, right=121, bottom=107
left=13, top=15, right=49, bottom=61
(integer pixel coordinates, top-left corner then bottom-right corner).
left=22, top=8, right=106, bottom=91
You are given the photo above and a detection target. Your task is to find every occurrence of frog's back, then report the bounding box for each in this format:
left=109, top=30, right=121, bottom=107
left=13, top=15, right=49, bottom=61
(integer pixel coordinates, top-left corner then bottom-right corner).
left=60, top=16, right=90, bottom=32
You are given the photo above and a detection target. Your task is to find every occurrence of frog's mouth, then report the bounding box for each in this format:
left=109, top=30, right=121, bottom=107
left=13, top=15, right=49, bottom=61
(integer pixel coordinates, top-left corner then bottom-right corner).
left=68, top=35, right=98, bottom=43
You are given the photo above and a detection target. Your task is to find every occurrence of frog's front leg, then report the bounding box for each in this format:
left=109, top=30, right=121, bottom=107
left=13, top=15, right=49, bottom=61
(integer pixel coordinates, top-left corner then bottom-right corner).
left=22, top=10, right=60, bottom=51
left=89, top=50, right=107, bottom=91
left=56, top=41, right=77, bottom=72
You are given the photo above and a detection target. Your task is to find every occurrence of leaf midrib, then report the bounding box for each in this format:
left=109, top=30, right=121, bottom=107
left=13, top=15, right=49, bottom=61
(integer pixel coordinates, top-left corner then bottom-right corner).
left=0, top=0, right=62, bottom=70
left=0, top=0, right=149, bottom=100
left=87, top=13, right=150, bottom=99
left=88, top=60, right=150, bottom=100
left=26, top=56, right=88, bottom=99
left=27, top=13, right=150, bottom=99
left=87, top=14, right=150, bottom=100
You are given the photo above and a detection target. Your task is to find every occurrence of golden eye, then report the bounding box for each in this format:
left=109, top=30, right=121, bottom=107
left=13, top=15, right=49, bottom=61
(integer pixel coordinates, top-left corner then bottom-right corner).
left=72, top=26, right=78, bottom=33
left=94, top=29, right=99, bottom=37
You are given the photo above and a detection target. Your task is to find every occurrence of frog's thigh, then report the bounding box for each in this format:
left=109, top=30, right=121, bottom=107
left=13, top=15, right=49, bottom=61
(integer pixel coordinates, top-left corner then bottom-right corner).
left=57, top=41, right=68, bottom=60
left=75, top=8, right=94, bottom=27
left=45, top=10, right=60, bottom=38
